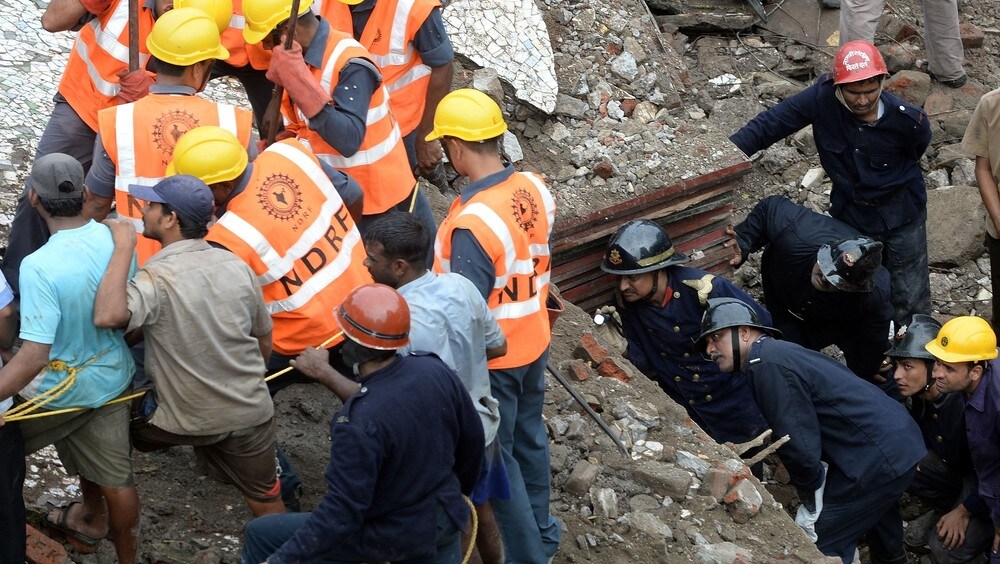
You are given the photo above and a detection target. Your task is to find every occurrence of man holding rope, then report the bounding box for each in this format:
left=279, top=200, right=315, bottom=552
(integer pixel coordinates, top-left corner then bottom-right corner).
left=0, top=154, right=139, bottom=562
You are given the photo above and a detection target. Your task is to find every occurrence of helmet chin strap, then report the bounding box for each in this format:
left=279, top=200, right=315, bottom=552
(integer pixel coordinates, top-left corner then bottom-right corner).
left=731, top=327, right=741, bottom=372
left=641, top=269, right=661, bottom=303
left=922, top=360, right=934, bottom=392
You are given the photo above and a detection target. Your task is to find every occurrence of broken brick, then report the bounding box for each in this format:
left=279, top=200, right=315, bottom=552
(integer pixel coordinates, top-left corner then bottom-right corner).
left=724, top=479, right=763, bottom=524
left=597, top=357, right=630, bottom=382
left=620, top=98, right=638, bottom=117
left=574, top=331, right=608, bottom=364
left=923, top=91, right=953, bottom=117
left=26, top=525, right=71, bottom=564
left=568, top=359, right=593, bottom=381
left=592, top=160, right=616, bottom=179
left=960, top=22, right=985, bottom=49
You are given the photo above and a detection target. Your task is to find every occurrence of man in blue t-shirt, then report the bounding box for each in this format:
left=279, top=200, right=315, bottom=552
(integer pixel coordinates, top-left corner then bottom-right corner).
left=0, top=154, right=138, bottom=563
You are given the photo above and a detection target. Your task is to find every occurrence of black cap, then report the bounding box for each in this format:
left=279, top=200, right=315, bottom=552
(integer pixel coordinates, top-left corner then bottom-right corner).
left=697, top=297, right=781, bottom=346
left=816, top=236, right=883, bottom=292
left=886, top=314, right=942, bottom=360
left=129, top=175, right=214, bottom=227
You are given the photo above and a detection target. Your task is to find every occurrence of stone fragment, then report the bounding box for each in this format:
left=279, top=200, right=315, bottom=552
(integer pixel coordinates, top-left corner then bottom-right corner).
left=472, top=67, right=504, bottom=104
left=592, top=160, right=616, bottom=179
left=785, top=44, right=809, bottom=62
left=610, top=52, right=638, bottom=81
left=549, top=443, right=570, bottom=472
left=924, top=91, right=953, bottom=117
left=565, top=414, right=587, bottom=440
left=676, top=450, right=710, bottom=479
left=565, top=460, right=600, bottom=494
left=574, top=331, right=608, bottom=365
left=694, top=542, right=754, bottom=563
left=629, top=494, right=660, bottom=512
left=26, top=525, right=71, bottom=564
left=566, top=359, right=592, bottom=381
left=582, top=393, right=602, bottom=412
left=926, top=169, right=950, bottom=189
left=800, top=167, right=825, bottom=190
left=632, top=101, right=658, bottom=123
left=950, top=157, right=977, bottom=187
left=629, top=511, right=674, bottom=539
left=702, top=467, right=736, bottom=501
left=547, top=416, right=569, bottom=437
left=623, top=36, right=647, bottom=64
left=620, top=98, right=638, bottom=118
left=926, top=186, right=987, bottom=266
left=597, top=357, right=631, bottom=382
left=960, top=22, right=985, bottom=48
left=547, top=121, right=572, bottom=143
left=634, top=461, right=692, bottom=498
left=792, top=125, right=816, bottom=157
left=884, top=70, right=932, bottom=107
left=590, top=486, right=619, bottom=518
left=879, top=42, right=917, bottom=74
left=502, top=132, right=523, bottom=163
left=553, top=94, right=589, bottom=118
left=724, top=479, right=763, bottom=524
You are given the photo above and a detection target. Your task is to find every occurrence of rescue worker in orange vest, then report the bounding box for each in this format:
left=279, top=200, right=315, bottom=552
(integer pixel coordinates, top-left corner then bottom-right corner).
left=430, top=88, right=560, bottom=563
left=167, top=125, right=371, bottom=511
left=241, top=0, right=437, bottom=262
left=314, top=0, right=454, bottom=174
left=2, top=0, right=170, bottom=295
left=174, top=0, right=275, bottom=132
left=85, top=7, right=256, bottom=266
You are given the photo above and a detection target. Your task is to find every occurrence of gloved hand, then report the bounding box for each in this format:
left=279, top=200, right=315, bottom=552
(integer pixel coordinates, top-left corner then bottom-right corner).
left=266, top=42, right=332, bottom=119
left=117, top=69, right=153, bottom=103
left=81, top=0, right=113, bottom=14
left=794, top=461, right=829, bottom=542
left=594, top=305, right=627, bottom=355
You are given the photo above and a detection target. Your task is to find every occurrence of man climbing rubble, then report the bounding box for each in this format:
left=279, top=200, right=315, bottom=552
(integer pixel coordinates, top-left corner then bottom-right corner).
left=727, top=195, right=894, bottom=392
left=701, top=297, right=925, bottom=564
left=730, top=40, right=932, bottom=327
left=599, top=218, right=769, bottom=446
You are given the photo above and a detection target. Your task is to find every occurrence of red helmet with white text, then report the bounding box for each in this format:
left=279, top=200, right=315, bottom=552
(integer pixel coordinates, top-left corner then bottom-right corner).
left=833, top=41, right=888, bottom=85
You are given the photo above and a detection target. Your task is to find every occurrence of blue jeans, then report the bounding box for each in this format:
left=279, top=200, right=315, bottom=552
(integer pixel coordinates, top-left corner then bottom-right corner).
left=0, top=422, right=26, bottom=564
left=815, top=465, right=916, bottom=563
left=490, top=350, right=561, bottom=562
left=855, top=209, right=931, bottom=326
left=241, top=506, right=462, bottom=563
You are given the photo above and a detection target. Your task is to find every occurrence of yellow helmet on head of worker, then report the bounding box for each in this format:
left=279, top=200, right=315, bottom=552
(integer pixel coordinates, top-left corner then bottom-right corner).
left=242, top=0, right=314, bottom=45
left=147, top=7, right=230, bottom=66
left=173, top=0, right=235, bottom=34
left=924, top=316, right=999, bottom=363
left=166, top=126, right=248, bottom=185
left=425, top=88, right=508, bottom=142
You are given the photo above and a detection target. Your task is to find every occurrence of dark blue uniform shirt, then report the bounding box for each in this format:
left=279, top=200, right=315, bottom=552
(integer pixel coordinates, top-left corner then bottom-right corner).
left=734, top=195, right=892, bottom=378
left=617, top=265, right=768, bottom=444
left=744, top=335, right=925, bottom=501
left=270, top=353, right=484, bottom=562
left=965, top=359, right=1000, bottom=525
left=730, top=74, right=931, bottom=234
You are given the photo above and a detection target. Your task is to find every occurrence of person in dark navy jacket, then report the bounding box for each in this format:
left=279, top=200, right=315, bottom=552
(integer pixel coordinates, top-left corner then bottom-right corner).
left=700, top=297, right=925, bottom=564
left=729, top=195, right=893, bottom=385
left=888, top=314, right=994, bottom=562
left=600, top=219, right=768, bottom=445
left=730, top=41, right=932, bottom=327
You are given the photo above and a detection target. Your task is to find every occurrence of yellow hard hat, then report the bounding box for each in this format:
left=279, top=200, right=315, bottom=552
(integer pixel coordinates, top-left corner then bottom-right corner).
left=147, top=7, right=230, bottom=66
left=174, top=0, right=234, bottom=34
left=424, top=88, right=508, bottom=142
left=166, top=126, right=248, bottom=185
left=242, top=0, right=314, bottom=45
left=335, top=0, right=365, bottom=6
left=924, top=316, right=999, bottom=363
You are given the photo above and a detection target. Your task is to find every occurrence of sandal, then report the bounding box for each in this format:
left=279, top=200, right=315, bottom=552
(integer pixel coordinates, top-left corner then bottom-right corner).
left=914, top=59, right=968, bottom=88
left=45, top=502, right=105, bottom=553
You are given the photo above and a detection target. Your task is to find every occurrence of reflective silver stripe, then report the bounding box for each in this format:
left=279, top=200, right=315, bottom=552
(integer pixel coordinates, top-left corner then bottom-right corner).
left=218, top=104, right=238, bottom=135
left=455, top=203, right=515, bottom=290
left=384, top=63, right=431, bottom=93
left=523, top=172, right=556, bottom=237
left=317, top=120, right=401, bottom=168
left=74, top=38, right=120, bottom=97
left=365, top=96, right=391, bottom=125
left=265, top=228, right=363, bottom=314
left=90, top=1, right=149, bottom=66
left=115, top=103, right=137, bottom=181
left=370, top=46, right=414, bottom=69
left=319, top=38, right=367, bottom=93
left=229, top=14, right=245, bottom=28
left=491, top=272, right=550, bottom=320
left=389, top=0, right=415, bottom=58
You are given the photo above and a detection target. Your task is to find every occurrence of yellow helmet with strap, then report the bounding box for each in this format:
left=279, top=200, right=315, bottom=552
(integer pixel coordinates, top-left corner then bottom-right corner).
left=924, top=316, right=999, bottom=363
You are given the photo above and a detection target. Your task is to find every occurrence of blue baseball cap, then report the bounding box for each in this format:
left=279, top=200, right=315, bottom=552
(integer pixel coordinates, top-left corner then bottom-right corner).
left=129, top=175, right=214, bottom=227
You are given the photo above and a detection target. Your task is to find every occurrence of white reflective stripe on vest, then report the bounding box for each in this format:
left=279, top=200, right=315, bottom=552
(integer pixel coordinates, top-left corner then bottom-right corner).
left=390, top=0, right=415, bottom=56
left=384, top=63, right=431, bottom=93
left=217, top=144, right=345, bottom=285
left=229, top=14, right=245, bottom=28
left=317, top=120, right=402, bottom=169
left=434, top=236, right=450, bottom=271
left=90, top=2, right=149, bottom=67
left=218, top=104, right=238, bottom=134
left=319, top=37, right=367, bottom=93
left=492, top=272, right=550, bottom=320
left=75, top=38, right=121, bottom=97
left=455, top=202, right=527, bottom=290
left=523, top=173, right=556, bottom=237
left=370, top=46, right=415, bottom=69
left=266, top=228, right=363, bottom=314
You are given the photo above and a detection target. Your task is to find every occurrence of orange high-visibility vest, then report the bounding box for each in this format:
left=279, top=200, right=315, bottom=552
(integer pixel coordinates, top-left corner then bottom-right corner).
left=97, top=94, right=254, bottom=265
left=222, top=0, right=271, bottom=69
left=282, top=30, right=415, bottom=215
left=317, top=0, right=440, bottom=136
left=207, top=139, right=372, bottom=354
left=58, top=0, right=156, bottom=131
left=434, top=171, right=557, bottom=369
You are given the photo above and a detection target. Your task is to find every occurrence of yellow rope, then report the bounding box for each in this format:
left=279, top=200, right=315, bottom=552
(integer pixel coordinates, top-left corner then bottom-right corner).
left=462, top=494, right=478, bottom=564
left=6, top=332, right=344, bottom=421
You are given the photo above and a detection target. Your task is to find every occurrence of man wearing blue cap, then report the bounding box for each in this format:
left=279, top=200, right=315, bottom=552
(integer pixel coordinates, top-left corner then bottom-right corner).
left=94, top=175, right=285, bottom=517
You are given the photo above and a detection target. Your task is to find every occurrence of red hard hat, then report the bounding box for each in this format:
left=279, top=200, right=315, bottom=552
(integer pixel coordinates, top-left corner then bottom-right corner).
left=333, top=284, right=410, bottom=350
left=833, top=40, right=888, bottom=85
